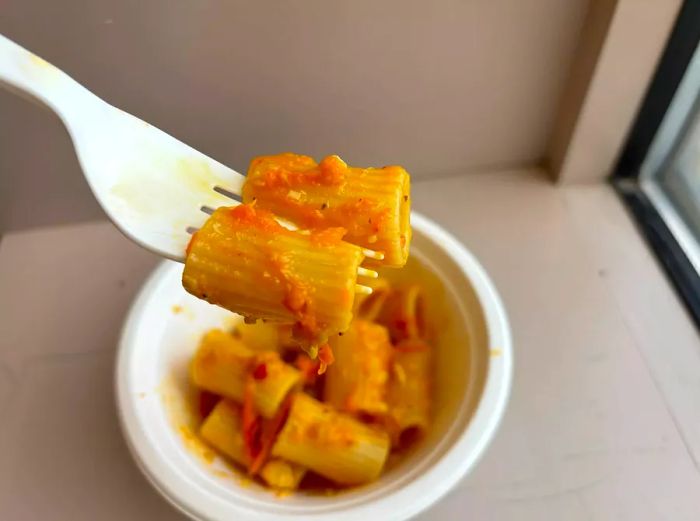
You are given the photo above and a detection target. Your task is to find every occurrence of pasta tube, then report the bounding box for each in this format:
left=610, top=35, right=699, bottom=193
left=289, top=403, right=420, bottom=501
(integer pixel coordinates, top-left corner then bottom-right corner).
left=200, top=399, right=247, bottom=462
left=191, top=329, right=300, bottom=418
left=378, top=284, right=426, bottom=343
left=386, top=339, right=431, bottom=447
left=200, top=400, right=306, bottom=489
left=271, top=393, right=390, bottom=485
left=324, top=320, right=392, bottom=417
left=259, top=459, right=307, bottom=490
left=231, top=321, right=283, bottom=352
left=242, top=153, right=411, bottom=267
left=183, top=204, right=365, bottom=350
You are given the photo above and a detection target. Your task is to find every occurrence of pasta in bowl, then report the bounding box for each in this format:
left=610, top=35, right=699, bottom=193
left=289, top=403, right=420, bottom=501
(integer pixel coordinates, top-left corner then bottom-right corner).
left=186, top=276, right=431, bottom=491
left=116, top=213, right=512, bottom=521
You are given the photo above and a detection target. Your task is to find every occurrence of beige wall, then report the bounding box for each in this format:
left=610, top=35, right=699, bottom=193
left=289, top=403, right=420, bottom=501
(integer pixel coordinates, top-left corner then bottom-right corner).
left=0, top=0, right=588, bottom=231
left=548, top=0, right=618, bottom=179
left=548, top=0, right=682, bottom=183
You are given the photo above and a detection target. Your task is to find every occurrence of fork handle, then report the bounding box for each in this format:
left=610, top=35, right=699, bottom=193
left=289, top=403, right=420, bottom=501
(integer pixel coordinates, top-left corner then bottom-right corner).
left=0, top=33, right=102, bottom=124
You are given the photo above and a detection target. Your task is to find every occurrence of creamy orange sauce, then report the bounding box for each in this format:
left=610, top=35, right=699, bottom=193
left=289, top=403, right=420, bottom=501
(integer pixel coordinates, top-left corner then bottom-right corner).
left=309, top=227, right=347, bottom=247
left=267, top=250, right=322, bottom=349
left=243, top=154, right=393, bottom=237
left=252, top=154, right=347, bottom=190
left=221, top=204, right=285, bottom=233
left=317, top=344, right=334, bottom=375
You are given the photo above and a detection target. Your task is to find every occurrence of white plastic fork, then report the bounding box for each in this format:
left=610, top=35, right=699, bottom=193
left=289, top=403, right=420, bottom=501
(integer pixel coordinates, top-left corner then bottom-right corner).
left=0, top=34, right=378, bottom=290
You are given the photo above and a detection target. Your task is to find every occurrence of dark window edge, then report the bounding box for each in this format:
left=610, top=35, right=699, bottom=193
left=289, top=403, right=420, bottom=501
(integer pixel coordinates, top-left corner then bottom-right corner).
left=612, top=178, right=700, bottom=330
left=611, top=0, right=700, bottom=330
left=614, top=0, right=700, bottom=178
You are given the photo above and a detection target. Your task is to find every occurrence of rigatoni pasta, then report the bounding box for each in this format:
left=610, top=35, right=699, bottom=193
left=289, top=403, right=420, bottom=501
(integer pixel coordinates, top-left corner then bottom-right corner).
left=175, top=149, right=437, bottom=493
left=200, top=400, right=306, bottom=490
left=231, top=321, right=289, bottom=353
left=259, top=459, right=307, bottom=490
left=270, top=393, right=390, bottom=485
left=324, top=320, right=392, bottom=417
left=185, top=275, right=435, bottom=493
left=385, top=339, right=432, bottom=446
left=378, top=284, right=427, bottom=343
left=200, top=400, right=246, bottom=462
left=191, top=329, right=300, bottom=418
left=183, top=204, right=364, bottom=352
left=242, top=153, right=411, bottom=268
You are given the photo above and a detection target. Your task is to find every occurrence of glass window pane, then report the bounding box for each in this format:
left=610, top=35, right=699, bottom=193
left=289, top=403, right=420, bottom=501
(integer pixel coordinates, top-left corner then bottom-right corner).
left=657, top=101, right=700, bottom=241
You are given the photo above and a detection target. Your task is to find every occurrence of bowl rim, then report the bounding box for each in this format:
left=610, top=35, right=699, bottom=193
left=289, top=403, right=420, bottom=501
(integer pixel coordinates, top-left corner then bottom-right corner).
left=115, top=211, right=513, bottom=521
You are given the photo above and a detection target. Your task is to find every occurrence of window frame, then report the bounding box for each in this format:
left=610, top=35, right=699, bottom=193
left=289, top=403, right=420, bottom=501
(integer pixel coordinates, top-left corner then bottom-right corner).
left=612, top=0, right=700, bottom=327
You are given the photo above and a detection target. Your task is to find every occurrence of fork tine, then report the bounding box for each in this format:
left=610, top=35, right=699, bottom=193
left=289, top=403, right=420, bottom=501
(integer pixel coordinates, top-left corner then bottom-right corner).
left=357, top=267, right=378, bottom=279
left=213, top=185, right=243, bottom=202
left=355, top=284, right=373, bottom=295
left=362, top=248, right=385, bottom=260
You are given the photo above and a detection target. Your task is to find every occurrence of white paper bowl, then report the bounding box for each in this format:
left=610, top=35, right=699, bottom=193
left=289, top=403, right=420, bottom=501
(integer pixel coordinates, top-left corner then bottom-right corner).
left=116, top=212, right=512, bottom=521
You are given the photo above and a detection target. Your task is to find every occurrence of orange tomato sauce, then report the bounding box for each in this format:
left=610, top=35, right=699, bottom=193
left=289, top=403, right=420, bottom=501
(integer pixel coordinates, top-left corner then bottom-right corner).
left=243, top=154, right=393, bottom=238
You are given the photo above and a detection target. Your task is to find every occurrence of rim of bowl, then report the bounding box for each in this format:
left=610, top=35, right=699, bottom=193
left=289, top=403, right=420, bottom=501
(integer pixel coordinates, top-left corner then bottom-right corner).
left=115, top=211, right=513, bottom=521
